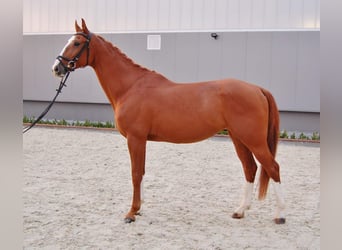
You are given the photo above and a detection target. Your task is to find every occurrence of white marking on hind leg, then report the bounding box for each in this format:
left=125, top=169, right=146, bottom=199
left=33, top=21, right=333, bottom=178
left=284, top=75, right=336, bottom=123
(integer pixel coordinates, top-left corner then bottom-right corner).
left=233, top=181, right=254, bottom=218
left=254, top=167, right=261, bottom=199
left=271, top=180, right=286, bottom=221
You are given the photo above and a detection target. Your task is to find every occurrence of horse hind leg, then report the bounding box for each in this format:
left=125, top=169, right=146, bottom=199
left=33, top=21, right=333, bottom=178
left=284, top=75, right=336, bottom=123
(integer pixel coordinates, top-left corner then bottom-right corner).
left=253, top=147, right=286, bottom=224
left=271, top=180, right=286, bottom=224
left=230, top=135, right=258, bottom=219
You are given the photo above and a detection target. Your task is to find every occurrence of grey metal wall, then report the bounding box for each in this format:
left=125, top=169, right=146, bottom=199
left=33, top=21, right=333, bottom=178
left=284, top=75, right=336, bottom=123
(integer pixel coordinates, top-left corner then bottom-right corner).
left=23, top=101, right=320, bottom=132
left=24, top=31, right=320, bottom=112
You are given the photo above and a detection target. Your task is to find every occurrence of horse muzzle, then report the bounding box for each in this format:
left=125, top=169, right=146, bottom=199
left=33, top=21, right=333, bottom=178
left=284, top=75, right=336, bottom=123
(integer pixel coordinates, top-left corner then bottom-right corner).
left=52, top=60, right=67, bottom=78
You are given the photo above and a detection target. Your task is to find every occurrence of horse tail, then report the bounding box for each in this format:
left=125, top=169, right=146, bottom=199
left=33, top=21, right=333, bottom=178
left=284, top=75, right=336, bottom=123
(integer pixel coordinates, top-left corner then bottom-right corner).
left=258, top=88, right=280, bottom=200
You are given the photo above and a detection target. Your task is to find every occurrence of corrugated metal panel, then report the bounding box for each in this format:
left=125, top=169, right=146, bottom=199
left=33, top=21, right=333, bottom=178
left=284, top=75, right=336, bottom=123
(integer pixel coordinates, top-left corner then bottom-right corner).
left=23, top=0, right=320, bottom=34
left=23, top=31, right=319, bottom=112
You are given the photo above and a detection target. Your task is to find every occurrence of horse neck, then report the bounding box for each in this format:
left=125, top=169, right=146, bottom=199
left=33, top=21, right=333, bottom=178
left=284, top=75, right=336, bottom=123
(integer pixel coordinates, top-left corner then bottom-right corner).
left=89, top=35, right=149, bottom=109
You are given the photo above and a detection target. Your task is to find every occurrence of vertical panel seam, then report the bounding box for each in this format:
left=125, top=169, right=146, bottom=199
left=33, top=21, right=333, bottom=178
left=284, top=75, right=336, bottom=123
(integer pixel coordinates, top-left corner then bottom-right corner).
left=244, top=32, right=248, bottom=80
left=269, top=32, right=274, bottom=91
left=294, top=32, right=300, bottom=108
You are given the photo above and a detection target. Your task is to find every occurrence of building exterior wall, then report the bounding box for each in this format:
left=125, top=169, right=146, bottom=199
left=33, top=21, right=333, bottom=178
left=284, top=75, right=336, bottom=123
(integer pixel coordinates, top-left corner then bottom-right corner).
left=23, top=0, right=320, bottom=132
left=23, top=0, right=320, bottom=34
left=23, top=31, right=320, bottom=112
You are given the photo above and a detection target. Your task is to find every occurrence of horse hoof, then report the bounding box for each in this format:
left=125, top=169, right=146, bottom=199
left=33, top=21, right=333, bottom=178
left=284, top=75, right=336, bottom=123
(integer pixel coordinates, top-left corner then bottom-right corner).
left=232, top=212, right=244, bottom=219
left=274, top=218, right=286, bottom=224
left=124, top=217, right=135, bottom=223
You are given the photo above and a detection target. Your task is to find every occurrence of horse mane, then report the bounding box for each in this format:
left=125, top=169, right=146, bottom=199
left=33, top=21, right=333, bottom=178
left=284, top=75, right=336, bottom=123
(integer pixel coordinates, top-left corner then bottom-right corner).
left=96, top=35, right=151, bottom=73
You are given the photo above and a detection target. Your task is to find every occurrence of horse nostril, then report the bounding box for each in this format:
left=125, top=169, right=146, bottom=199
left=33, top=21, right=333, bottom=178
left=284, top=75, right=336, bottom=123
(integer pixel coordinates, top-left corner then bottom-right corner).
left=54, top=65, right=59, bottom=73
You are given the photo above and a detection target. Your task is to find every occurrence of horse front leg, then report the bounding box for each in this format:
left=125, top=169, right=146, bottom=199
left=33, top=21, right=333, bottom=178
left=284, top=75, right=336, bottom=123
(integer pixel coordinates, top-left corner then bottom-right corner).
left=124, top=135, right=146, bottom=223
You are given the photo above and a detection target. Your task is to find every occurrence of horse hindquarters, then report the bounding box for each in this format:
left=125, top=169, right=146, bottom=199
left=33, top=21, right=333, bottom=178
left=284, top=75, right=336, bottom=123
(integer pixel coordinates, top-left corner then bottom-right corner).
left=229, top=86, right=286, bottom=223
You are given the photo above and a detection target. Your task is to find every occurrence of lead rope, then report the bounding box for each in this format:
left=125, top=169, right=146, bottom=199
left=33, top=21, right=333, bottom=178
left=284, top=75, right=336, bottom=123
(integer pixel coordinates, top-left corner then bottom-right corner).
left=23, top=71, right=71, bottom=134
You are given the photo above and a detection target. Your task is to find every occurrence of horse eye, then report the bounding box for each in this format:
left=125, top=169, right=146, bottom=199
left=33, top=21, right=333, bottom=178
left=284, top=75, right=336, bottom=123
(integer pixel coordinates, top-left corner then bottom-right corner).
left=74, top=41, right=80, bottom=47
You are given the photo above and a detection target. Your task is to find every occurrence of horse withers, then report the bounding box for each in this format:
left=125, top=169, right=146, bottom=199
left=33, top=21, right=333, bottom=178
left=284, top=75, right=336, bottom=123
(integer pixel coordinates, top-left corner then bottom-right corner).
left=52, top=19, right=286, bottom=224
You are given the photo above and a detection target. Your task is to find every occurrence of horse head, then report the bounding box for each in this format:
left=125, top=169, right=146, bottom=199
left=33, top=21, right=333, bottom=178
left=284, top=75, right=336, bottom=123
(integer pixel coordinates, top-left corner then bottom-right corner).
left=52, top=19, right=93, bottom=78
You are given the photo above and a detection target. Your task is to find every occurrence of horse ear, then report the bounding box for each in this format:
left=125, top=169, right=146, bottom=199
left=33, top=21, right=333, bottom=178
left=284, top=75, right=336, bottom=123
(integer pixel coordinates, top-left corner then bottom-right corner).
left=81, top=18, right=90, bottom=34
left=75, top=20, right=82, bottom=32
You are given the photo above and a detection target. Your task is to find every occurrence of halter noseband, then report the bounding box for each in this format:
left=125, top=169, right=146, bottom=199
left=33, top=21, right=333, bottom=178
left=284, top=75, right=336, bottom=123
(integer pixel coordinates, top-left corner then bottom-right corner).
left=56, top=32, right=92, bottom=72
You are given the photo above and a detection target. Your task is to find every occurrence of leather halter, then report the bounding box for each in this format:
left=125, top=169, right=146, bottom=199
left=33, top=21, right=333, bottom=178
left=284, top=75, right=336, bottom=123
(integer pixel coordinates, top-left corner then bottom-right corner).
left=56, top=32, right=92, bottom=72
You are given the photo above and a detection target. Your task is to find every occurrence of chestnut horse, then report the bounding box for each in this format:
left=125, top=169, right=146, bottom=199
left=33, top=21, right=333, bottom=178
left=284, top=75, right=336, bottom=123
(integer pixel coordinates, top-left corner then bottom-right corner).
left=52, top=19, right=286, bottom=224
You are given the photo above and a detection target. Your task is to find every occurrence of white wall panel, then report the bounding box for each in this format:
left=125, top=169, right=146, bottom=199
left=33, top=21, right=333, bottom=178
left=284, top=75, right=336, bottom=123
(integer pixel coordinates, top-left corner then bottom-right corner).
left=158, top=0, right=171, bottom=30
left=263, top=0, right=278, bottom=29
left=215, top=0, right=228, bottom=30
left=277, top=0, right=291, bottom=28
left=179, top=0, right=192, bottom=30
left=169, top=0, right=181, bottom=30
left=23, top=0, right=320, bottom=34
left=250, top=0, right=264, bottom=29
left=104, top=0, right=116, bottom=31
left=202, top=0, right=216, bottom=29
left=227, top=0, right=240, bottom=28
left=303, top=0, right=318, bottom=28
left=289, top=0, right=304, bottom=28
left=239, top=0, right=253, bottom=29
left=192, top=0, right=205, bottom=30
left=147, top=0, right=159, bottom=30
